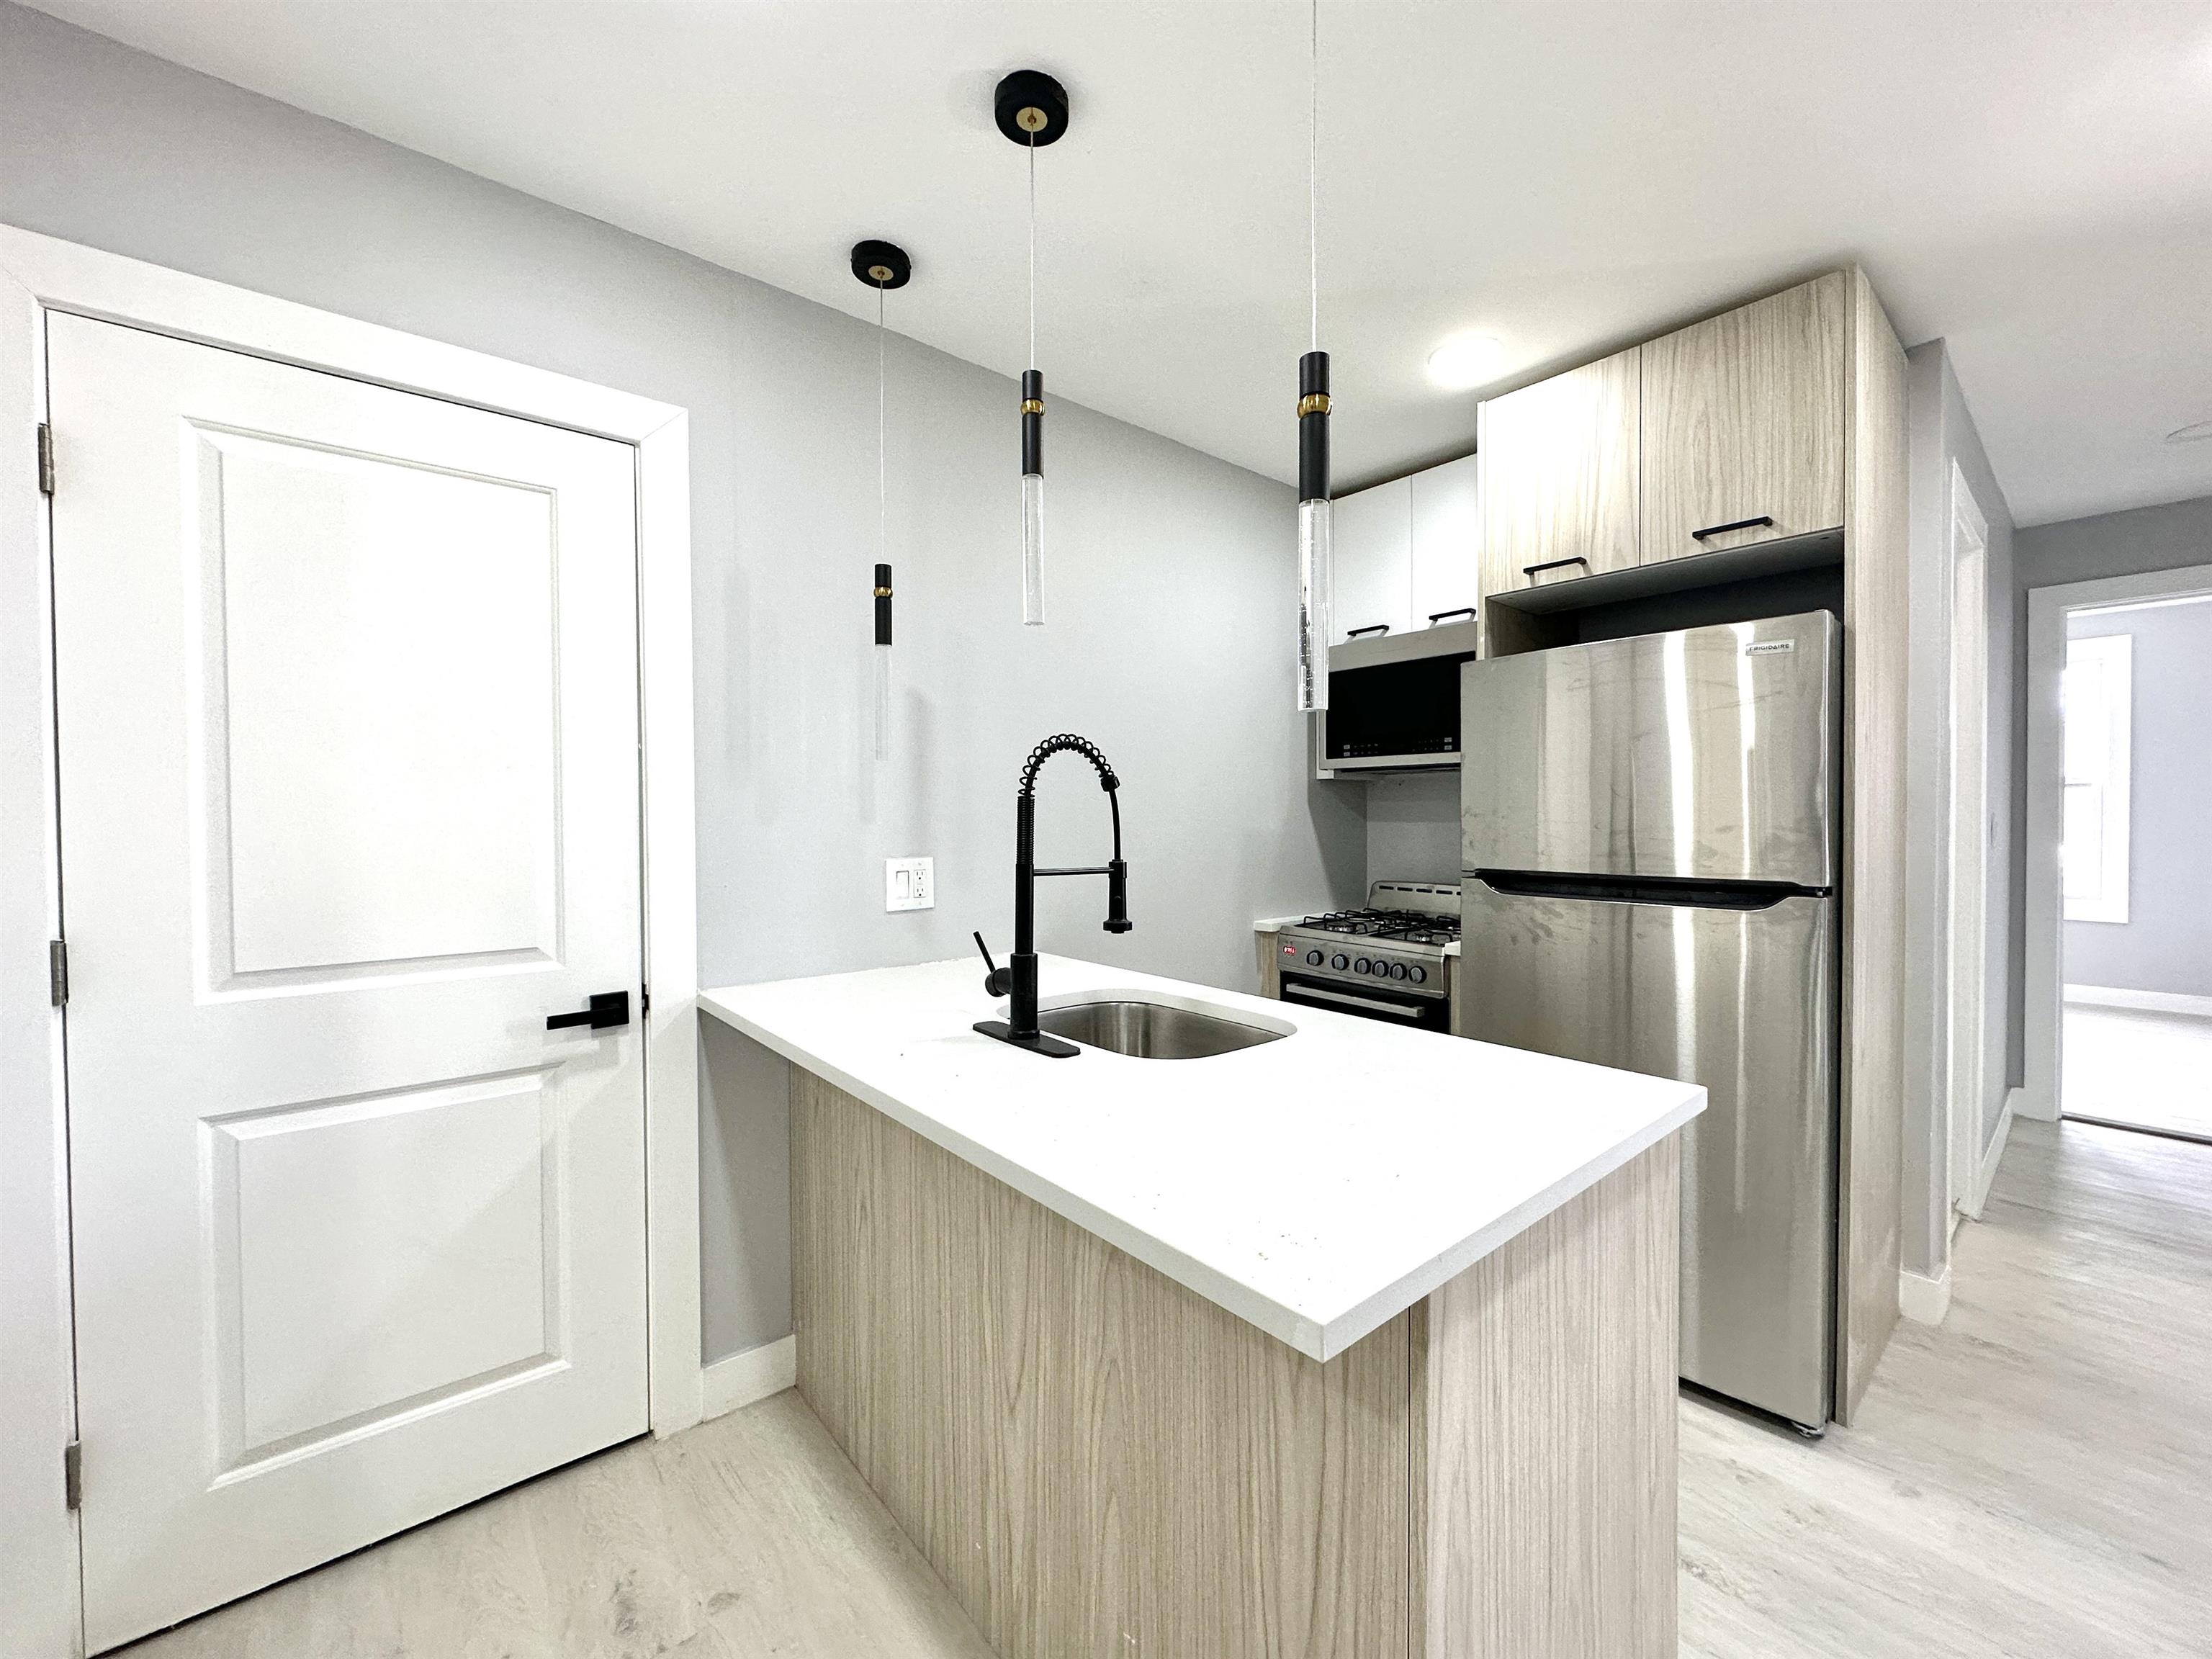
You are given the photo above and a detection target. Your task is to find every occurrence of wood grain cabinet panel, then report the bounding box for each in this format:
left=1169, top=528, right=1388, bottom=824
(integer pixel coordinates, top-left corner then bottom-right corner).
left=1478, top=347, right=1640, bottom=606
left=1639, top=272, right=1848, bottom=562
left=791, top=1069, right=1682, bottom=1658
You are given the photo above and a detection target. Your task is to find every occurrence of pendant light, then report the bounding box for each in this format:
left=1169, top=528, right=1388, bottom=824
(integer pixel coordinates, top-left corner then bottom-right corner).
left=994, top=69, right=1069, bottom=626
left=1295, top=0, right=1332, bottom=712
left=851, top=238, right=911, bottom=760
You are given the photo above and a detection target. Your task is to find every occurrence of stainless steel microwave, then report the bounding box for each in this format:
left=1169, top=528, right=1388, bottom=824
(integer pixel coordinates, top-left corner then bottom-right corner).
left=1319, top=616, right=1480, bottom=772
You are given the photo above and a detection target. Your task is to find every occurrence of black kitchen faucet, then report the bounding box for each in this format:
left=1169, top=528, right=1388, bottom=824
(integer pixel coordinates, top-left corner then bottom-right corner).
left=972, top=733, right=1130, bottom=1057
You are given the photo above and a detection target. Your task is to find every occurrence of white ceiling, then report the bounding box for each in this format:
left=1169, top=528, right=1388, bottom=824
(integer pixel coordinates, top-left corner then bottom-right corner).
left=32, top=0, right=2212, bottom=526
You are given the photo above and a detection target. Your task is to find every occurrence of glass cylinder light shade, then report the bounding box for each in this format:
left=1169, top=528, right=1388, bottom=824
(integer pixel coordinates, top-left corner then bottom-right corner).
left=873, top=643, right=892, bottom=760
left=1021, top=472, right=1044, bottom=626
left=1297, top=496, right=1332, bottom=713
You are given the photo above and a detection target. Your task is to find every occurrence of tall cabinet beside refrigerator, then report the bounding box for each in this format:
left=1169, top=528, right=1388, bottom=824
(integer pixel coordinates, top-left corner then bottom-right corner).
left=1459, top=611, right=1841, bottom=1431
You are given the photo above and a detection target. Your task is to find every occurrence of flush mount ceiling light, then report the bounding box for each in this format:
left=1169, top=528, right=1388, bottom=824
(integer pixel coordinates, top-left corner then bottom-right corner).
left=2165, top=418, right=2212, bottom=443
left=994, top=68, right=1069, bottom=627
left=1426, top=330, right=1505, bottom=391
left=1292, top=0, right=1332, bottom=714
left=852, top=238, right=911, bottom=763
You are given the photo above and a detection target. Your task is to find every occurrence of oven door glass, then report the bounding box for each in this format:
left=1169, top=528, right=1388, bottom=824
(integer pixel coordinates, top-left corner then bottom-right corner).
left=1280, top=973, right=1451, bottom=1032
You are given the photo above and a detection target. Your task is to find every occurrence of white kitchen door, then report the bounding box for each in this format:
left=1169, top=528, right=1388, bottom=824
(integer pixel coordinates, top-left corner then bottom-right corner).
left=48, top=313, right=649, bottom=1653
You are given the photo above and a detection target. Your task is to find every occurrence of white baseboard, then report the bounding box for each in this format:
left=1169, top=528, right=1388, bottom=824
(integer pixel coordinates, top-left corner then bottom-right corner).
left=2013, top=1076, right=2059, bottom=1123
left=1898, top=1264, right=1953, bottom=1326
left=2065, top=983, right=2212, bottom=1019
left=698, top=1334, right=796, bottom=1421
left=1962, top=1090, right=2019, bottom=1218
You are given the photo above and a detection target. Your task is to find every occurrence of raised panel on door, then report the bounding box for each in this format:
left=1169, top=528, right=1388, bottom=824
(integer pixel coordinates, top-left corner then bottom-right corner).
left=1331, top=476, right=1413, bottom=642
left=50, top=313, right=649, bottom=1652
left=1477, top=348, right=1640, bottom=606
left=1408, top=452, right=1482, bottom=631
left=1640, top=273, right=1847, bottom=562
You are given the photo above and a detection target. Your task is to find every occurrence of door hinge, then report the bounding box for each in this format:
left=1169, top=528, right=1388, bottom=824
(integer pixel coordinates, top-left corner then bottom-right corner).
left=641, top=983, right=651, bottom=1016
left=64, top=1440, right=81, bottom=1511
left=37, top=422, right=55, bottom=496
left=49, top=939, right=68, bottom=1007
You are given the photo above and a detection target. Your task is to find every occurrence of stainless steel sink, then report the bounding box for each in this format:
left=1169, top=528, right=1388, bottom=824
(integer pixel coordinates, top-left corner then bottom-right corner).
left=1033, top=999, right=1287, bottom=1059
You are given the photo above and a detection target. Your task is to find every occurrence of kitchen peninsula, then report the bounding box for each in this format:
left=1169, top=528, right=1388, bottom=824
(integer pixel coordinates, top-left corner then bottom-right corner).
left=700, top=955, right=1704, bottom=1658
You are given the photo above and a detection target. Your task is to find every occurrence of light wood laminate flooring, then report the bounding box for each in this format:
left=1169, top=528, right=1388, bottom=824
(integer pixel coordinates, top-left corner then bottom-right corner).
left=122, top=1120, right=2208, bottom=1659
left=117, top=1388, right=994, bottom=1659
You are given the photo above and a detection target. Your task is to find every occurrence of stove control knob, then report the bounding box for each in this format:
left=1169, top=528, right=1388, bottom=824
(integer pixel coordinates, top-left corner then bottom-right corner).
left=1352, top=957, right=1370, bottom=975
left=1389, top=961, right=1408, bottom=980
left=1305, top=949, right=1323, bottom=966
left=1407, top=965, right=1427, bottom=985
left=1331, top=953, right=1349, bottom=971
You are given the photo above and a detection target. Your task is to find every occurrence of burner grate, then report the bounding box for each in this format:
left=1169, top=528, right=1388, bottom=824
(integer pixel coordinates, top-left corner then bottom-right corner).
left=1295, top=907, right=1461, bottom=944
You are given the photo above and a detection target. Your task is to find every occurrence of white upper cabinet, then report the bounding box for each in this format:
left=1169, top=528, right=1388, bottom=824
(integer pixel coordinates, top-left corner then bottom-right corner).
left=1328, top=454, right=1483, bottom=647
left=1330, top=475, right=1413, bottom=642
left=1408, top=454, right=1482, bottom=630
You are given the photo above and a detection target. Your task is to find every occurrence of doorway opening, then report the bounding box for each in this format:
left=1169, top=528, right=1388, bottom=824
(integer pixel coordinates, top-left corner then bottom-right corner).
left=2047, top=586, right=2212, bottom=1145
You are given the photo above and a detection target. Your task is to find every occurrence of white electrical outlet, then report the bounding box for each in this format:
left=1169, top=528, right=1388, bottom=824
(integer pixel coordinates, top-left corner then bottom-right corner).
left=884, top=855, right=933, bottom=912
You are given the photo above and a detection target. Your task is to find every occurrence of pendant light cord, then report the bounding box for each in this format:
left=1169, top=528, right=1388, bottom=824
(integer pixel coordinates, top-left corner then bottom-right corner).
left=1308, top=0, right=1319, bottom=354
left=876, top=282, right=886, bottom=567
left=1027, top=130, right=1038, bottom=369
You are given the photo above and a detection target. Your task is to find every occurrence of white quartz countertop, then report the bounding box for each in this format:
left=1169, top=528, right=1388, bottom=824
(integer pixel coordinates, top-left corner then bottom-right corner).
left=698, top=956, right=1703, bottom=1362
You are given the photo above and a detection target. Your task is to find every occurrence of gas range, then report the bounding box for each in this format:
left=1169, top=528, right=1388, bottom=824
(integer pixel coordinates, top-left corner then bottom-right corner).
left=1276, top=881, right=1460, bottom=1003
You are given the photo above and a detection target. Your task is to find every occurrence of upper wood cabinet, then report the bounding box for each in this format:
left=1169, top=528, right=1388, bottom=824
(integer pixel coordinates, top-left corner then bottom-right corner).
left=1639, top=272, right=1847, bottom=562
left=1477, top=348, right=1640, bottom=603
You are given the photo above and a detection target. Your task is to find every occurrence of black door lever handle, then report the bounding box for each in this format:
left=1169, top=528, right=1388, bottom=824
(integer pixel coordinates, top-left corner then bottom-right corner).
left=547, top=991, right=630, bottom=1031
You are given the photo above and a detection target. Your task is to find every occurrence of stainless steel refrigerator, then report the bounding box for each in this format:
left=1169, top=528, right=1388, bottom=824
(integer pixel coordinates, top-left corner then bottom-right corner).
left=1458, top=611, right=1840, bottom=1431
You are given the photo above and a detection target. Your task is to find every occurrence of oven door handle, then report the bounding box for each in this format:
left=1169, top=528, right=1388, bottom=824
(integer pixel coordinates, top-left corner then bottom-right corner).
left=1284, top=982, right=1426, bottom=1019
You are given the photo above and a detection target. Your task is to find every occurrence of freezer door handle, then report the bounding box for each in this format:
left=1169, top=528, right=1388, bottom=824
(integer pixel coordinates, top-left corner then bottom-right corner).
left=1469, top=870, right=1824, bottom=910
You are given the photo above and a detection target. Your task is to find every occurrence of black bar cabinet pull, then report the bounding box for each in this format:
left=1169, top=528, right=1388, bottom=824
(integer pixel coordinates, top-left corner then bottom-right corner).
left=547, top=991, right=630, bottom=1031
left=1691, top=515, right=1776, bottom=541
left=1346, top=623, right=1390, bottom=639
left=1426, top=606, right=1478, bottom=625
left=1521, top=555, right=1590, bottom=578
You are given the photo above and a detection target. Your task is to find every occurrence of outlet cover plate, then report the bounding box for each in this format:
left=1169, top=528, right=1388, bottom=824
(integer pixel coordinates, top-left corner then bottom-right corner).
left=885, top=855, right=933, bottom=912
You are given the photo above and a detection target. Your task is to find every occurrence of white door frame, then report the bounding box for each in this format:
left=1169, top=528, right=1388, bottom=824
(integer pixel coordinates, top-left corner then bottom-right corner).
left=2023, top=559, right=2212, bottom=1124
left=1943, top=464, right=1990, bottom=1217
left=1, top=225, right=701, bottom=1659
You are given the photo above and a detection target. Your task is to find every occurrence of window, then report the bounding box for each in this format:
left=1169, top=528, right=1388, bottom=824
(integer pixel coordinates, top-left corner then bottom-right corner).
left=2062, top=632, right=2131, bottom=923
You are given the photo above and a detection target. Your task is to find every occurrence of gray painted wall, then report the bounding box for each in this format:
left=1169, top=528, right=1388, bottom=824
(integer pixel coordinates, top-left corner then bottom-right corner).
left=1898, top=341, right=2018, bottom=1279
left=2062, top=598, right=2212, bottom=999
left=2007, top=495, right=2212, bottom=1078
left=0, top=2, right=1366, bottom=1364
left=1364, top=771, right=1460, bottom=886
